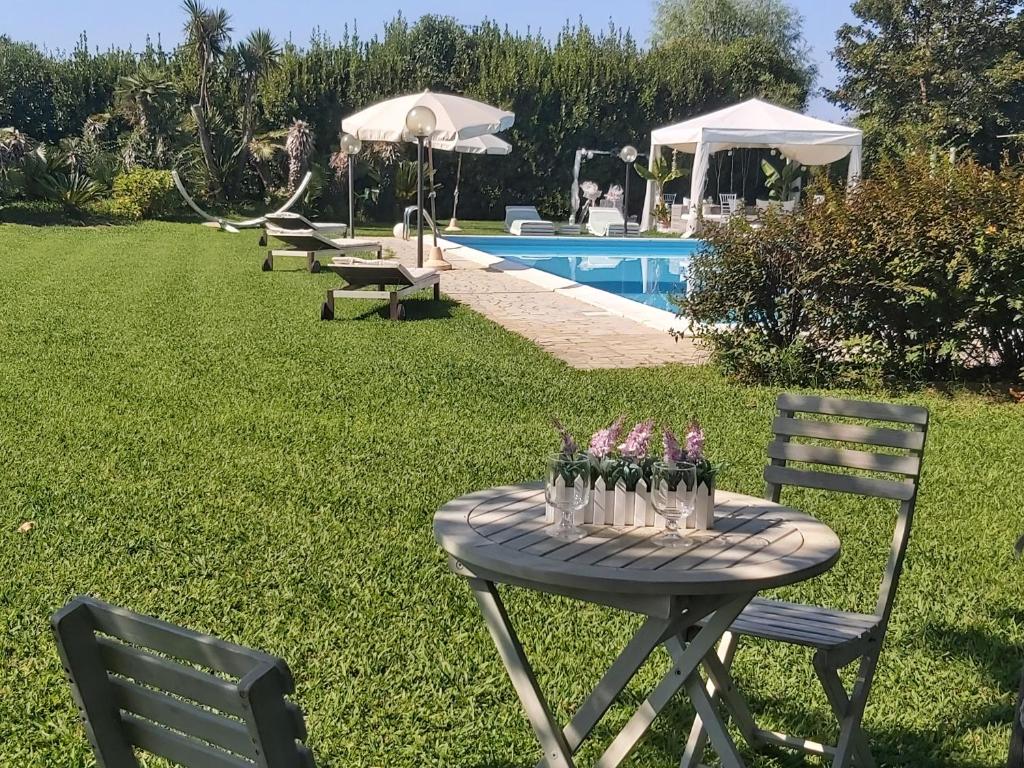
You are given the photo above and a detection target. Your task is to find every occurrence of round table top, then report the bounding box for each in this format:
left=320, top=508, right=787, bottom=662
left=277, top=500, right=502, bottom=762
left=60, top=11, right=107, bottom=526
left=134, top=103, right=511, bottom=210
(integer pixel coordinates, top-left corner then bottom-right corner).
left=434, top=483, right=841, bottom=596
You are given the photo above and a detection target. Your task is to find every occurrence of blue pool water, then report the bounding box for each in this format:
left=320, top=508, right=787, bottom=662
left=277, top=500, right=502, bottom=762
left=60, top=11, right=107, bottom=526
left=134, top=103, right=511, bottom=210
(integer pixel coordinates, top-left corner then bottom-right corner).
left=446, top=236, right=702, bottom=312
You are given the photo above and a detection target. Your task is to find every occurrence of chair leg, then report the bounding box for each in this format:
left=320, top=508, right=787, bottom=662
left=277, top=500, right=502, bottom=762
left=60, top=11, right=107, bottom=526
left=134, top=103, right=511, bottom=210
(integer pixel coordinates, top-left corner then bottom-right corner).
left=814, top=650, right=878, bottom=768
left=262, top=250, right=273, bottom=271
left=681, top=631, right=745, bottom=768
left=433, top=282, right=441, bottom=301
left=320, top=291, right=335, bottom=321
left=389, top=292, right=400, bottom=320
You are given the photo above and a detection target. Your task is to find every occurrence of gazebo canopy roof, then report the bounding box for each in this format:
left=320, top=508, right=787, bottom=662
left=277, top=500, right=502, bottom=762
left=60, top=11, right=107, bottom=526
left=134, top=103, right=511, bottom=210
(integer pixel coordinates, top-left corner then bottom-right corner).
left=650, top=98, right=861, bottom=166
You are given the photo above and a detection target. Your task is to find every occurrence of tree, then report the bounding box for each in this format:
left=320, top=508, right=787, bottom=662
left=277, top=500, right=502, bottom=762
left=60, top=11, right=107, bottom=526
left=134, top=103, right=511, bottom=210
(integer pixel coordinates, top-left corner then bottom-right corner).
left=829, top=0, right=1024, bottom=166
left=235, top=29, right=281, bottom=187
left=181, top=0, right=231, bottom=187
left=652, top=0, right=812, bottom=62
left=115, top=65, right=176, bottom=138
left=181, top=0, right=232, bottom=113
left=285, top=119, right=314, bottom=193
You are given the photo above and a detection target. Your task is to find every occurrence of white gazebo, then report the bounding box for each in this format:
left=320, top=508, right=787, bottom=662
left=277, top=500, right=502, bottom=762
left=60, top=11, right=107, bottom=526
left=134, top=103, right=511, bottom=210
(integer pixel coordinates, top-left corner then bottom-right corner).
left=640, top=98, right=863, bottom=232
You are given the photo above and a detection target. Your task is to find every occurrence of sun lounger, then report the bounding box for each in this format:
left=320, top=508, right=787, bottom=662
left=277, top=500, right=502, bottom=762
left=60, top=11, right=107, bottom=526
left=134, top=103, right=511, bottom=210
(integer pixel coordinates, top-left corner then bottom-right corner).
left=263, top=226, right=382, bottom=272
left=504, top=206, right=556, bottom=236
left=321, top=258, right=441, bottom=321
left=259, top=212, right=347, bottom=244
left=586, top=207, right=641, bottom=237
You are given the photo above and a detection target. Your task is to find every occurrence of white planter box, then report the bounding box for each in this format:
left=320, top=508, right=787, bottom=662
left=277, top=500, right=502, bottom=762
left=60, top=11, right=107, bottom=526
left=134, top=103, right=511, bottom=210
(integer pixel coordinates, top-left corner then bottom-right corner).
left=591, top=477, right=615, bottom=525
left=693, top=481, right=716, bottom=530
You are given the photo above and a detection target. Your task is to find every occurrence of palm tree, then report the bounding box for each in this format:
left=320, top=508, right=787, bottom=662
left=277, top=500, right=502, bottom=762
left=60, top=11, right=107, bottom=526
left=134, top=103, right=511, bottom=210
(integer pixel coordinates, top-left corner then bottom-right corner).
left=235, top=29, right=281, bottom=187
left=182, top=0, right=231, bottom=187
left=115, top=65, right=176, bottom=137
left=181, top=0, right=232, bottom=113
left=285, top=119, right=314, bottom=193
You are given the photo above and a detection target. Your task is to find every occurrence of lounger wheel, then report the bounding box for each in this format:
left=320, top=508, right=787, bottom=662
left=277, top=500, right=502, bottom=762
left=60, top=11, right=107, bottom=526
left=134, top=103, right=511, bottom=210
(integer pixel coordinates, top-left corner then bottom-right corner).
left=309, top=260, right=321, bottom=274
left=320, top=302, right=334, bottom=321
left=396, top=304, right=406, bottom=321
left=258, top=232, right=267, bottom=246
left=261, top=254, right=273, bottom=271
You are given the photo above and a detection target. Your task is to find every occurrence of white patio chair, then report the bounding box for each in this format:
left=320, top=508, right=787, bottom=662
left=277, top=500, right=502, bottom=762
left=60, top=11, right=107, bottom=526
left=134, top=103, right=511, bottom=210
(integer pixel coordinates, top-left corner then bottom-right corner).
left=683, top=393, right=929, bottom=768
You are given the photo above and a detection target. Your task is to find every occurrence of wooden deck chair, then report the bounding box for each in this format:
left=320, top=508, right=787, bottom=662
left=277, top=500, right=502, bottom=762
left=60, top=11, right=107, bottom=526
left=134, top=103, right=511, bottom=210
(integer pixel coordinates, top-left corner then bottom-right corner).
left=682, top=393, right=929, bottom=768
left=259, top=212, right=347, bottom=245
left=263, top=226, right=382, bottom=273
left=320, top=257, right=440, bottom=321
left=52, top=596, right=315, bottom=768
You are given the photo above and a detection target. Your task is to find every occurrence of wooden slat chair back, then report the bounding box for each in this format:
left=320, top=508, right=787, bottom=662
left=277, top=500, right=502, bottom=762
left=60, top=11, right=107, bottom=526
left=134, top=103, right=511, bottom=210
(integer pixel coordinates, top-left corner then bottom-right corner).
left=52, top=596, right=315, bottom=768
left=765, top=393, right=928, bottom=624
left=684, top=393, right=929, bottom=768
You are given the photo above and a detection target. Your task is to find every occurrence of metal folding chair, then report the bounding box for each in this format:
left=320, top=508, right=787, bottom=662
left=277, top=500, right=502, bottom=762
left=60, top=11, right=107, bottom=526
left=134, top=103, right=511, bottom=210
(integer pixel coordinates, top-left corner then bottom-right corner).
left=683, top=393, right=929, bottom=768
left=52, top=596, right=315, bottom=768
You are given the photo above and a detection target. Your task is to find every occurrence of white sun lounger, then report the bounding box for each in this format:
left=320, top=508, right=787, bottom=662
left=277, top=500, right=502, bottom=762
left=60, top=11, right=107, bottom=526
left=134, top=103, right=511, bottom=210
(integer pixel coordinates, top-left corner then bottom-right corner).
left=586, top=207, right=641, bottom=237
left=504, top=206, right=556, bottom=236
left=321, top=258, right=441, bottom=321
left=259, top=212, right=347, bottom=245
left=263, top=226, right=382, bottom=272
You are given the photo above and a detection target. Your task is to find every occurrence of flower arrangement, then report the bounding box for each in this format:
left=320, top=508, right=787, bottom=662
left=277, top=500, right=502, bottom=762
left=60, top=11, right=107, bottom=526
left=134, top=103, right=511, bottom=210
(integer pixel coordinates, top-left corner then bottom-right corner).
left=549, top=417, right=721, bottom=529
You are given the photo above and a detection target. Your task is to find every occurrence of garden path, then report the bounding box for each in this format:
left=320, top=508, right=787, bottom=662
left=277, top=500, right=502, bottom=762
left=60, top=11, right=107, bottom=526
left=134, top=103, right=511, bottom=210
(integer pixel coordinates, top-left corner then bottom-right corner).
left=380, top=237, right=709, bottom=370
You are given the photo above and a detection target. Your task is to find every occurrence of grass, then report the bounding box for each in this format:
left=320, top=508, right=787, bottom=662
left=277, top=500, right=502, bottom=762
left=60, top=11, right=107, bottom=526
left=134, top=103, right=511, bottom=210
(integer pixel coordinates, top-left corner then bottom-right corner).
left=0, top=220, right=1022, bottom=767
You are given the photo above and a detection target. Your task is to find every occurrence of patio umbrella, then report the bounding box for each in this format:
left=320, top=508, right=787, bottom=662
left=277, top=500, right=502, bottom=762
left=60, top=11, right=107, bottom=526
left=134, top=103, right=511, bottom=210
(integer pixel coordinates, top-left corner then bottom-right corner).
left=431, top=134, right=513, bottom=231
left=341, top=90, right=515, bottom=143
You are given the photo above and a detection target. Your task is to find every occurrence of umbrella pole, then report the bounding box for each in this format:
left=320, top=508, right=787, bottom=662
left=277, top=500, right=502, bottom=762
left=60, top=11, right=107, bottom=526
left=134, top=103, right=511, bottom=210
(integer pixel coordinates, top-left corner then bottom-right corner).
left=447, top=154, right=463, bottom=232
left=416, top=136, right=424, bottom=268
left=424, top=140, right=452, bottom=271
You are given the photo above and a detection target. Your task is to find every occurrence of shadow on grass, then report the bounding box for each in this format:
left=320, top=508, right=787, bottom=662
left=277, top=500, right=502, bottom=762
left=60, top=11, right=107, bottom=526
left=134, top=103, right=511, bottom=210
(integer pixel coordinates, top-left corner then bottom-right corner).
left=354, top=297, right=458, bottom=322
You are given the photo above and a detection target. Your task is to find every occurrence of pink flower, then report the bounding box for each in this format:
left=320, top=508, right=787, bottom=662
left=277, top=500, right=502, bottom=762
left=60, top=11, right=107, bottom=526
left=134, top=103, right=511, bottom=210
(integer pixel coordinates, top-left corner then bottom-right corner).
left=552, top=417, right=578, bottom=456
left=686, top=421, right=706, bottom=462
left=619, top=420, right=655, bottom=460
left=662, top=427, right=683, bottom=463
left=588, top=416, right=625, bottom=458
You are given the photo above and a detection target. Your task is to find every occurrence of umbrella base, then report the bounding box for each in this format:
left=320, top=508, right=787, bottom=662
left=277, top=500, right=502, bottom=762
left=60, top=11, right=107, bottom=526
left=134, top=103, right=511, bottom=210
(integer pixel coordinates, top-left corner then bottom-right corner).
left=425, top=245, right=453, bottom=271
left=445, top=218, right=463, bottom=232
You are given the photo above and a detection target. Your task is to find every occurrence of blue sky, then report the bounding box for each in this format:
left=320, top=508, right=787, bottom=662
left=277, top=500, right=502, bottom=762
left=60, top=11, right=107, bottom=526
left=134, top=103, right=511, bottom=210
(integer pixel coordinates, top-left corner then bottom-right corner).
left=6, top=0, right=855, bottom=118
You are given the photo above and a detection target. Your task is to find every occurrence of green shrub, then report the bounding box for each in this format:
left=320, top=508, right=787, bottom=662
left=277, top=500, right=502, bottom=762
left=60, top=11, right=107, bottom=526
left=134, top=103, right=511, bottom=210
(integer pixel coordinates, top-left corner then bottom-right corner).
left=682, top=155, right=1024, bottom=387
left=110, top=168, right=177, bottom=220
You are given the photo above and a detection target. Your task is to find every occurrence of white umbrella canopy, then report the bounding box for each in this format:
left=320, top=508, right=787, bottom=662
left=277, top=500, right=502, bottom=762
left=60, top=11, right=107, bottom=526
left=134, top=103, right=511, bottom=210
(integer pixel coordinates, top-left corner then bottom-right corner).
left=341, top=90, right=515, bottom=143
left=430, top=134, right=513, bottom=155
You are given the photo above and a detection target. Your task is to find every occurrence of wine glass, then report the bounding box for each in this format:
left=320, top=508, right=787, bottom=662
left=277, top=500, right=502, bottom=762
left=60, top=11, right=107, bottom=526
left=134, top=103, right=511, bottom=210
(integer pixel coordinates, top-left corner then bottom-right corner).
left=651, top=460, right=696, bottom=547
left=545, top=453, right=591, bottom=541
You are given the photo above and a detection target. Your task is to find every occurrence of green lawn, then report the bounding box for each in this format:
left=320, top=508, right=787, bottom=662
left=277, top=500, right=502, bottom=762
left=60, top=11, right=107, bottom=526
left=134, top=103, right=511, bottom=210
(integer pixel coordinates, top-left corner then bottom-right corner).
left=1, top=221, right=1022, bottom=768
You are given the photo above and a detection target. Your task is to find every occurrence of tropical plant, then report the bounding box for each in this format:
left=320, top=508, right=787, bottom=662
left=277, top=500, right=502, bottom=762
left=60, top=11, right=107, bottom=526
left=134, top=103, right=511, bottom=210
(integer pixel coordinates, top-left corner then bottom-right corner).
left=760, top=157, right=802, bottom=201
left=110, top=168, right=178, bottom=219
left=284, top=119, right=314, bottom=193
left=634, top=153, right=688, bottom=205
left=247, top=128, right=286, bottom=195
left=44, top=172, right=104, bottom=214
left=0, top=127, right=33, bottom=168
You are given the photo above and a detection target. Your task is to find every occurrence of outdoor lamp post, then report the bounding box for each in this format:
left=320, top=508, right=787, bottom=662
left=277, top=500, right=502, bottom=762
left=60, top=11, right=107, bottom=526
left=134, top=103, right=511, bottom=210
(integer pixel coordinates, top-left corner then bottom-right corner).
left=405, top=105, right=437, bottom=268
left=339, top=132, right=362, bottom=239
left=620, top=144, right=638, bottom=237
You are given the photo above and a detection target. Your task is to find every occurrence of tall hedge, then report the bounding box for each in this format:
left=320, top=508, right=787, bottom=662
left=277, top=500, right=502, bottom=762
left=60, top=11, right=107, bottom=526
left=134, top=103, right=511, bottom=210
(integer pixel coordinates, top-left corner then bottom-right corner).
left=0, top=15, right=813, bottom=220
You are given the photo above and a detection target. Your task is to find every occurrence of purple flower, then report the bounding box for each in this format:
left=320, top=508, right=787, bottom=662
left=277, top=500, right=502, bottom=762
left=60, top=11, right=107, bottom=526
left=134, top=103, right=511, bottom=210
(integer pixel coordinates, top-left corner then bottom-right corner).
left=552, top=417, right=578, bottom=457
left=662, top=427, right=683, bottom=463
left=588, top=416, right=625, bottom=459
left=685, top=421, right=706, bottom=462
left=619, top=420, right=655, bottom=460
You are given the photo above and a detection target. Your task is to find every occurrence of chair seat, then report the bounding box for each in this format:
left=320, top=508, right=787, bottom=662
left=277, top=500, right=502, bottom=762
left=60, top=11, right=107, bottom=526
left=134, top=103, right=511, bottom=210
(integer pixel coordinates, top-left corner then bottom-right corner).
left=728, top=597, right=880, bottom=649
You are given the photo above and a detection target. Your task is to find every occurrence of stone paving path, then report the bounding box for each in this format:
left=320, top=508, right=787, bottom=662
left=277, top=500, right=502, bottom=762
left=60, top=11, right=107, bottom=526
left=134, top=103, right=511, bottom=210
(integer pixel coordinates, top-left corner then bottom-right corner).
left=380, top=237, right=709, bottom=370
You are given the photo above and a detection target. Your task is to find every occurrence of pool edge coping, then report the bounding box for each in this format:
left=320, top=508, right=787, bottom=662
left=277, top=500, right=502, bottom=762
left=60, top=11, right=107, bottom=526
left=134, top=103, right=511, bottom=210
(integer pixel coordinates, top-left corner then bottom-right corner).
left=438, top=236, right=690, bottom=335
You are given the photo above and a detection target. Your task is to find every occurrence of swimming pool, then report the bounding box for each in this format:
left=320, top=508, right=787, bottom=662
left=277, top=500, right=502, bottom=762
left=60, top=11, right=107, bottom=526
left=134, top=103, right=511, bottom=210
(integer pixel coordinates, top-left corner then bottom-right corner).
left=444, top=236, right=702, bottom=312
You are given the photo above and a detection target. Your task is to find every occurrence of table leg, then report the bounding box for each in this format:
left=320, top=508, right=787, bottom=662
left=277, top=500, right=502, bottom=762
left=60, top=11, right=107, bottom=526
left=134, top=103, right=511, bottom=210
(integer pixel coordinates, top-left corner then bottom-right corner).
left=471, top=579, right=577, bottom=768
left=594, top=594, right=753, bottom=768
